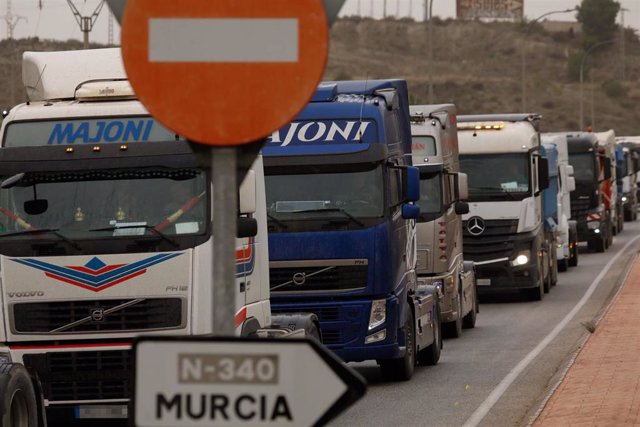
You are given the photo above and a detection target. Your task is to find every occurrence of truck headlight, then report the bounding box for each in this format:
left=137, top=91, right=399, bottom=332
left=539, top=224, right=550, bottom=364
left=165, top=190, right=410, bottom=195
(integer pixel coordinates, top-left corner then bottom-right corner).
left=511, top=250, right=530, bottom=267
left=622, top=196, right=628, bottom=203
left=588, top=221, right=600, bottom=230
left=368, top=299, right=386, bottom=331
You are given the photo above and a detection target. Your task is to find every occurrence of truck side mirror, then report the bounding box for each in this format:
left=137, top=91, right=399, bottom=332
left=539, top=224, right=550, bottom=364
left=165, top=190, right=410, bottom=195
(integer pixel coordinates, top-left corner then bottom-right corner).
left=538, top=157, right=550, bottom=191
left=603, top=158, right=612, bottom=180
left=403, top=166, right=420, bottom=203
left=455, top=201, right=469, bottom=215
left=237, top=217, right=258, bottom=238
left=568, top=177, right=576, bottom=192
left=402, top=203, right=420, bottom=220
left=239, top=170, right=256, bottom=214
left=458, top=173, right=469, bottom=201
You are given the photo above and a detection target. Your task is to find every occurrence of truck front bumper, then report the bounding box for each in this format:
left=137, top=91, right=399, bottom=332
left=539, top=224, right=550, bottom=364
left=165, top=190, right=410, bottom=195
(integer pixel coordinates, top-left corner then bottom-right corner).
left=473, top=258, right=540, bottom=292
left=270, top=296, right=402, bottom=363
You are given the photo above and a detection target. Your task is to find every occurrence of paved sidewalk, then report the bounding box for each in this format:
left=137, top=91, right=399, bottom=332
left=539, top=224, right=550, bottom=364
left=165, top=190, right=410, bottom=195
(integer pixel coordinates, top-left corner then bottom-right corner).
left=535, top=256, right=640, bottom=426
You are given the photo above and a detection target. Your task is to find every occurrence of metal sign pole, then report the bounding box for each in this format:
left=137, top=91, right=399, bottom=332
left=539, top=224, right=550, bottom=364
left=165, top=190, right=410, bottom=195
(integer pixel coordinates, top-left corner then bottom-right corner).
left=211, top=147, right=237, bottom=335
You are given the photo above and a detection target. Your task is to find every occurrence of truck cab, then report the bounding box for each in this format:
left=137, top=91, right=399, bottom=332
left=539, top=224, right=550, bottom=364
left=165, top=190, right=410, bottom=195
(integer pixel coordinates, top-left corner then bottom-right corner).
left=263, top=80, right=441, bottom=381
left=566, top=132, right=612, bottom=253
left=0, top=48, right=314, bottom=424
left=457, top=114, right=550, bottom=300
left=541, top=134, right=578, bottom=271
left=596, top=130, right=622, bottom=236
left=409, top=104, right=477, bottom=338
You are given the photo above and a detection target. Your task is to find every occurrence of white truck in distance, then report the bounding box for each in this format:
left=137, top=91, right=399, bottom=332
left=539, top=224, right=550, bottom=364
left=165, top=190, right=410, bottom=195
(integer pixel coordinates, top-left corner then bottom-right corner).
left=541, top=134, right=578, bottom=271
left=0, top=48, right=318, bottom=425
left=410, top=104, right=477, bottom=338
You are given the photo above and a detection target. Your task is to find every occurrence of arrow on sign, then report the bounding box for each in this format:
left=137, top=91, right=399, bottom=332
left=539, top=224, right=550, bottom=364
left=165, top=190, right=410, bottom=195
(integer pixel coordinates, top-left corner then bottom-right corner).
left=133, top=337, right=366, bottom=427
left=106, top=0, right=346, bottom=27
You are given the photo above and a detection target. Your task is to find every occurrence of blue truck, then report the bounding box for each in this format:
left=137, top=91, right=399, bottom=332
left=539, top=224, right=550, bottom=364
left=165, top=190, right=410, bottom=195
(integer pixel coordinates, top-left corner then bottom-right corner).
left=263, top=80, right=442, bottom=381
left=540, top=143, right=559, bottom=292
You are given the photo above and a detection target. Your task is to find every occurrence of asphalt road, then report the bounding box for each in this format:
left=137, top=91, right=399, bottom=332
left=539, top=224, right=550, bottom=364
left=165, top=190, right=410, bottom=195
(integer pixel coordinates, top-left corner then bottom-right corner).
left=332, top=221, right=640, bottom=427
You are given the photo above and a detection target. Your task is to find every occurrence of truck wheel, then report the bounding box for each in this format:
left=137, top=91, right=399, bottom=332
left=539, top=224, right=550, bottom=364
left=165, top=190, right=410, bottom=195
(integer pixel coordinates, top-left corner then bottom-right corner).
left=550, top=254, right=558, bottom=286
left=443, top=295, right=463, bottom=338
left=418, top=303, right=441, bottom=366
left=380, top=310, right=415, bottom=381
left=462, top=286, right=477, bottom=329
left=529, top=260, right=544, bottom=301
left=0, top=363, right=38, bottom=427
left=569, top=243, right=578, bottom=267
left=558, top=258, right=568, bottom=272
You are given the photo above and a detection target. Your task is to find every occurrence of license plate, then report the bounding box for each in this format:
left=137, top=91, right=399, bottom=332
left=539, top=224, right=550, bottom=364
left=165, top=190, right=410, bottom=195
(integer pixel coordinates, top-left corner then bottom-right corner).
left=75, top=405, right=128, bottom=419
left=477, top=279, right=491, bottom=286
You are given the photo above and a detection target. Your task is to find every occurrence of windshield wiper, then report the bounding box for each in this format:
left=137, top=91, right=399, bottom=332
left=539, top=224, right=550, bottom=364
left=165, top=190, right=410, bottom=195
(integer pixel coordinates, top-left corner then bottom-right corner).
left=89, top=225, right=179, bottom=248
left=0, top=228, right=81, bottom=250
left=297, top=208, right=365, bottom=227
left=267, top=214, right=289, bottom=230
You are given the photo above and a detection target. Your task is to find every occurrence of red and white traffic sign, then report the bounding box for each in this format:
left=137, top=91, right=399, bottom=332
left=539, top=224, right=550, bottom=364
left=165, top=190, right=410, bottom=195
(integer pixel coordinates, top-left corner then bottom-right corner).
left=121, top=0, right=329, bottom=146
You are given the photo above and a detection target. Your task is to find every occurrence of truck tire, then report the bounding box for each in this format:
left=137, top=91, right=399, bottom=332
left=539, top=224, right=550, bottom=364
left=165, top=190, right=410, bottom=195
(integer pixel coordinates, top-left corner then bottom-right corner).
left=380, top=310, right=415, bottom=381
left=529, top=260, right=544, bottom=301
left=0, top=363, right=38, bottom=427
left=550, top=253, right=558, bottom=287
left=443, top=295, right=463, bottom=338
left=558, top=258, right=568, bottom=272
left=569, top=243, right=578, bottom=267
left=543, top=251, right=551, bottom=294
left=462, top=285, right=477, bottom=329
left=418, top=303, right=441, bottom=366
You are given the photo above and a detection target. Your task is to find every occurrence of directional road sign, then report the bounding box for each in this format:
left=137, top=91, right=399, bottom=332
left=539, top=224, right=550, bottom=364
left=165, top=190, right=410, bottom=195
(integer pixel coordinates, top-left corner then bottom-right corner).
left=133, top=337, right=367, bottom=427
left=120, top=0, right=330, bottom=146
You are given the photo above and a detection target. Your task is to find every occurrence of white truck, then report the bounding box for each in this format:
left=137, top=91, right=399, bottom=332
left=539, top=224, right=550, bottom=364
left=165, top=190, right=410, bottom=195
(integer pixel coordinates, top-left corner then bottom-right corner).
left=0, top=48, right=318, bottom=425
left=457, top=114, right=551, bottom=300
left=410, top=105, right=477, bottom=338
left=614, top=137, right=640, bottom=221
left=541, top=134, right=578, bottom=271
left=595, top=130, right=623, bottom=236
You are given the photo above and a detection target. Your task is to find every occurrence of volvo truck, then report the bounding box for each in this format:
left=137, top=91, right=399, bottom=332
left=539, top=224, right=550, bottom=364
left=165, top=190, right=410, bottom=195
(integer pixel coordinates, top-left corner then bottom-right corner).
left=409, top=104, right=477, bottom=338
left=457, top=114, right=550, bottom=300
left=614, top=140, right=639, bottom=221
left=263, top=80, right=442, bottom=381
left=0, top=48, right=318, bottom=425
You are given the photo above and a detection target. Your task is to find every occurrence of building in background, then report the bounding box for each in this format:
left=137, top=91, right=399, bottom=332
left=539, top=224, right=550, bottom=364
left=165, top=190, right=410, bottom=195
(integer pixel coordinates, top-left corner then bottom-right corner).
left=457, top=0, right=524, bottom=22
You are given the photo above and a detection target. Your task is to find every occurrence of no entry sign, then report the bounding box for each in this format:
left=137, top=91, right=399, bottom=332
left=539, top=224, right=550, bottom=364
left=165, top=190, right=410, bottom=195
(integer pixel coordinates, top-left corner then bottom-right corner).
left=121, top=0, right=329, bottom=146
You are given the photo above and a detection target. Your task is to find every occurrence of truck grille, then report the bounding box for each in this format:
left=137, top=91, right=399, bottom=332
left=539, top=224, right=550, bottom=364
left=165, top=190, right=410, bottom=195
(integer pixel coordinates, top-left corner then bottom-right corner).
left=270, top=265, right=367, bottom=293
left=571, top=198, right=592, bottom=221
left=12, top=298, right=184, bottom=334
left=463, top=219, right=518, bottom=261
left=24, top=350, right=131, bottom=402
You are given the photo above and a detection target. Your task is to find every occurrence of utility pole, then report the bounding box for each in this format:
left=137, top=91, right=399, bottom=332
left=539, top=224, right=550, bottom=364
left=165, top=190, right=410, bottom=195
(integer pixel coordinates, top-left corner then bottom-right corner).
left=396, top=0, right=400, bottom=18
left=383, top=0, right=387, bottom=18
left=67, top=0, right=106, bottom=49
left=38, top=0, right=43, bottom=9
left=427, top=0, right=434, bottom=102
left=107, top=8, right=114, bottom=45
left=620, top=8, right=628, bottom=81
left=2, top=0, right=27, bottom=40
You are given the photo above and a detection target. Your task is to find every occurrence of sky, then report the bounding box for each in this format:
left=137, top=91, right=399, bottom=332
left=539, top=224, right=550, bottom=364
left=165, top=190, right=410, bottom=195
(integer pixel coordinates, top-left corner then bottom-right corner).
left=2, top=0, right=640, bottom=44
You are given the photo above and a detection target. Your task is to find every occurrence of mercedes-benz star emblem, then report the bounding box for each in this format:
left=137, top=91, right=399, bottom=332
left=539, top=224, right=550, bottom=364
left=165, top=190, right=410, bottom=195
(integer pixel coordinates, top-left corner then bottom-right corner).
left=467, top=216, right=486, bottom=236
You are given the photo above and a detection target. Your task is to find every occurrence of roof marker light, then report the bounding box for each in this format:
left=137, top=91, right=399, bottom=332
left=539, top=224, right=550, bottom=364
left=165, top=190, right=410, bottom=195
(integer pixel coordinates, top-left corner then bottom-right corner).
left=66, top=147, right=74, bottom=153
left=93, top=146, right=101, bottom=152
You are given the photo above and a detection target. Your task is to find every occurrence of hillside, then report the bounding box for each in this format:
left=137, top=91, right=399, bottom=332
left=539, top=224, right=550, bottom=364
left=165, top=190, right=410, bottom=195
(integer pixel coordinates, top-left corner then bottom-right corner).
left=0, top=18, right=639, bottom=134
left=324, top=17, right=640, bottom=135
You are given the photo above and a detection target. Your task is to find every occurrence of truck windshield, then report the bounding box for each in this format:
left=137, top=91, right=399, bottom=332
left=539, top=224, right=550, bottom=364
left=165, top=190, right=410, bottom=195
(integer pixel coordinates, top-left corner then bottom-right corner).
left=0, top=168, right=207, bottom=240
left=412, top=136, right=437, bottom=161
left=417, top=173, right=442, bottom=219
left=265, top=166, right=384, bottom=229
left=460, top=153, right=531, bottom=201
left=568, top=153, right=596, bottom=183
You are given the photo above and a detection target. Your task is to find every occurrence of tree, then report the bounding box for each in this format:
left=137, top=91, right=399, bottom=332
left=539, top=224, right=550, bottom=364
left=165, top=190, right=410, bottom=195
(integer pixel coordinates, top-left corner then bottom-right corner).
left=576, top=0, right=621, bottom=49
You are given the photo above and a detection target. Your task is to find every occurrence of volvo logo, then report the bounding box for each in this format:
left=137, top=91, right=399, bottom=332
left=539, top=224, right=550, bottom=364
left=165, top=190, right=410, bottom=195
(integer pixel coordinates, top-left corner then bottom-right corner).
left=467, top=216, right=486, bottom=236
left=292, top=272, right=307, bottom=286
left=90, top=308, right=106, bottom=322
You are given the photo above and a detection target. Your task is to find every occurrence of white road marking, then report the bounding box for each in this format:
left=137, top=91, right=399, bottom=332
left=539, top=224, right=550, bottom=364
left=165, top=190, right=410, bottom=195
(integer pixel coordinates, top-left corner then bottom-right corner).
left=463, top=234, right=640, bottom=427
left=148, top=18, right=299, bottom=63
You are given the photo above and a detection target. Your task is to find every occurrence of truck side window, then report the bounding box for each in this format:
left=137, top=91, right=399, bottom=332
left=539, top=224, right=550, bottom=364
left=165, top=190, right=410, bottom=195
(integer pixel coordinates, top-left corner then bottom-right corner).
left=389, top=168, right=402, bottom=208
